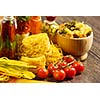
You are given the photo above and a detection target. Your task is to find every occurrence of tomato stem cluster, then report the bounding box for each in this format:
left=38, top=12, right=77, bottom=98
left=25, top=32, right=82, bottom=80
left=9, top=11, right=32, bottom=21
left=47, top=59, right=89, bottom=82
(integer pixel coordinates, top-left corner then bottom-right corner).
left=37, top=55, right=85, bottom=81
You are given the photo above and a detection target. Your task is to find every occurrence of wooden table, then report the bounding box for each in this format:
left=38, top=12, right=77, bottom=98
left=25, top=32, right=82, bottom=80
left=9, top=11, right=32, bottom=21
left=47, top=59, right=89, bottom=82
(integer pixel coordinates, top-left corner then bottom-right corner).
left=41, top=16, right=100, bottom=83
left=55, top=16, right=100, bottom=83
left=1, top=16, right=100, bottom=83
left=16, top=16, right=100, bottom=83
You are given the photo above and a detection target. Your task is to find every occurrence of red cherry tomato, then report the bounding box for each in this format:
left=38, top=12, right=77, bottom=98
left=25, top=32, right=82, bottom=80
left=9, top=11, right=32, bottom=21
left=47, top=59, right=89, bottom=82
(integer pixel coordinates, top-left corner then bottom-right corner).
left=64, top=67, right=76, bottom=78
left=57, top=61, right=67, bottom=69
left=63, top=55, right=75, bottom=63
left=72, top=61, right=85, bottom=74
left=48, top=63, right=58, bottom=75
left=53, top=69, right=66, bottom=81
left=37, top=68, right=48, bottom=79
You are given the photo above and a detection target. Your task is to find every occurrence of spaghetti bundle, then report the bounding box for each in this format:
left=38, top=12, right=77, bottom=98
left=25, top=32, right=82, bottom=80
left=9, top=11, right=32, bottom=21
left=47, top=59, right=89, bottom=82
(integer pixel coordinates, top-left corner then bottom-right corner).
left=46, top=44, right=63, bottom=65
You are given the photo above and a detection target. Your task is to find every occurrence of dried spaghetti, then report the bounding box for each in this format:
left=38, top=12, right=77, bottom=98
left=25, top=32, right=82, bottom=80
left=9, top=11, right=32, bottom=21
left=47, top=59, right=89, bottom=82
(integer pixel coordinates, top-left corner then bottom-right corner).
left=45, top=44, right=63, bottom=65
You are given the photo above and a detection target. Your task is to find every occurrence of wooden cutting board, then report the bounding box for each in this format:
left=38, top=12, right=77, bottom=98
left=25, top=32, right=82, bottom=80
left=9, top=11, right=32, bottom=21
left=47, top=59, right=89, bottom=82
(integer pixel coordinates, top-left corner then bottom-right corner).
left=8, top=78, right=51, bottom=83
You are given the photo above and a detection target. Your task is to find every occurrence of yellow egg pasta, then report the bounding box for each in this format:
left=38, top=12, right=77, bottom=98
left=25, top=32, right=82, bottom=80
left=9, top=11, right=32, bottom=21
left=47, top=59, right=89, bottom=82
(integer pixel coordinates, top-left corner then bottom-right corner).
left=19, top=33, right=63, bottom=66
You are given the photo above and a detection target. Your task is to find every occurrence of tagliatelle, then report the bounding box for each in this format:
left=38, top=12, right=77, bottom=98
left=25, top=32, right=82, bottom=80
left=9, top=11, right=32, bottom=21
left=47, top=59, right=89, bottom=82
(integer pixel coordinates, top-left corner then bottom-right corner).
left=0, top=57, right=36, bottom=80
left=19, top=33, right=63, bottom=66
left=20, top=55, right=46, bottom=73
left=20, top=33, right=50, bottom=57
left=0, top=57, right=37, bottom=69
left=0, top=72, right=10, bottom=82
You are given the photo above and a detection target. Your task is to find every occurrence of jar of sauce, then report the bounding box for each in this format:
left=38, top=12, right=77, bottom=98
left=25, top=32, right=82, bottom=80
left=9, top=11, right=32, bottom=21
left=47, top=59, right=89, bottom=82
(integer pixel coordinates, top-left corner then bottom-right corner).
left=16, top=16, right=30, bottom=35
left=0, top=16, right=17, bottom=59
left=30, top=16, right=42, bottom=34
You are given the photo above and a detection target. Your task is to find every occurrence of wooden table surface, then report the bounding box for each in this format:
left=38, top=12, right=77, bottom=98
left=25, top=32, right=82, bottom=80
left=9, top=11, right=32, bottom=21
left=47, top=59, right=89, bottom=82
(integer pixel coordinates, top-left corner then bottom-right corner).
left=1, top=16, right=100, bottom=83
left=42, top=16, right=100, bottom=83
left=56, top=16, right=100, bottom=83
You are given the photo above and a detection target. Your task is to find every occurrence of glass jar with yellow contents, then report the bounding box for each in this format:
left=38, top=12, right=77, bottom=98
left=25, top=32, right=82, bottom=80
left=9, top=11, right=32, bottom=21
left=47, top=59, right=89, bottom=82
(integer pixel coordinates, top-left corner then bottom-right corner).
left=41, top=16, right=59, bottom=44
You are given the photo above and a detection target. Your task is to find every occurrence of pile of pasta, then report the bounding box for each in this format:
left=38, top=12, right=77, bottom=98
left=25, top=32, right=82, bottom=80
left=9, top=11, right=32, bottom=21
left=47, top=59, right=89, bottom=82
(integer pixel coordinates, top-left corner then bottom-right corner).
left=45, top=44, right=63, bottom=65
left=20, top=55, right=46, bottom=73
left=20, top=33, right=50, bottom=57
left=0, top=57, right=36, bottom=82
left=59, top=20, right=93, bottom=38
left=19, top=33, right=63, bottom=67
left=0, top=33, right=63, bottom=82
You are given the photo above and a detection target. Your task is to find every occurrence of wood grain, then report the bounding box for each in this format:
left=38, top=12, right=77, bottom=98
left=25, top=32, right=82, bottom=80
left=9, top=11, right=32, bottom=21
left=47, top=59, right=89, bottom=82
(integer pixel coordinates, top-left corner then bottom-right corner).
left=0, top=16, right=100, bottom=83
left=42, top=16, right=100, bottom=83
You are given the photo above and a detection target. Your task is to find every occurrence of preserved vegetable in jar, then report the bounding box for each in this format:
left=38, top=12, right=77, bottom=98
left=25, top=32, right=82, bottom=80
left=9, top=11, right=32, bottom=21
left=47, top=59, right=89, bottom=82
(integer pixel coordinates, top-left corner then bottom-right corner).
left=30, top=16, right=42, bottom=34
left=0, top=16, right=17, bottom=59
left=16, top=16, right=30, bottom=35
left=41, top=16, right=59, bottom=43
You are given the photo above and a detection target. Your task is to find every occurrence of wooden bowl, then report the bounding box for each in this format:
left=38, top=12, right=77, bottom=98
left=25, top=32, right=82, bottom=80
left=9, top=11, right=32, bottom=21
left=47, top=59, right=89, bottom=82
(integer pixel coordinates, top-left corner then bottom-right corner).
left=56, top=32, right=93, bottom=61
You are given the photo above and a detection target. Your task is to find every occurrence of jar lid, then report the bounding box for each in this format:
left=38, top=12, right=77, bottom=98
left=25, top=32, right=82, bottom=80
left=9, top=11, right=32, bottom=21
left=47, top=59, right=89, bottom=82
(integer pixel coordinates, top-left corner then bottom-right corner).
left=30, top=16, right=41, bottom=21
left=4, top=16, right=14, bottom=20
left=44, top=20, right=55, bottom=24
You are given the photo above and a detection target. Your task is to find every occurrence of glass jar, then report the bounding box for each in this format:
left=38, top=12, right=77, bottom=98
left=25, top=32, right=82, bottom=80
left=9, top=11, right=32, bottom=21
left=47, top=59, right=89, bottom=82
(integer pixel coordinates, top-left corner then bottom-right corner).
left=30, top=16, right=42, bottom=34
left=41, top=16, right=59, bottom=43
left=16, top=16, right=30, bottom=35
left=46, top=16, right=56, bottom=22
left=0, top=18, right=3, bottom=57
left=0, top=16, right=17, bottom=59
left=16, top=16, right=31, bottom=59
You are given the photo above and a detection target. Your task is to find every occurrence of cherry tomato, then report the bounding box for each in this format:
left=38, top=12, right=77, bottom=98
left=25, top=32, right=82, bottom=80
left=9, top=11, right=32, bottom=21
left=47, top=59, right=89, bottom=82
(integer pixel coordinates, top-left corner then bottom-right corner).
left=72, top=61, right=85, bottom=74
left=37, top=68, right=48, bottom=79
left=64, top=66, right=76, bottom=78
left=57, top=61, right=67, bottom=69
left=53, top=69, right=66, bottom=81
left=63, top=55, right=75, bottom=63
left=48, top=63, right=58, bottom=75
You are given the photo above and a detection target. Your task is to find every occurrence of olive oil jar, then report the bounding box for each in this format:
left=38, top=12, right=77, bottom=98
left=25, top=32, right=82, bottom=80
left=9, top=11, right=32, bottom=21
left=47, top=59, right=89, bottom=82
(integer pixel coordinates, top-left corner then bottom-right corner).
left=0, top=16, right=17, bottom=59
